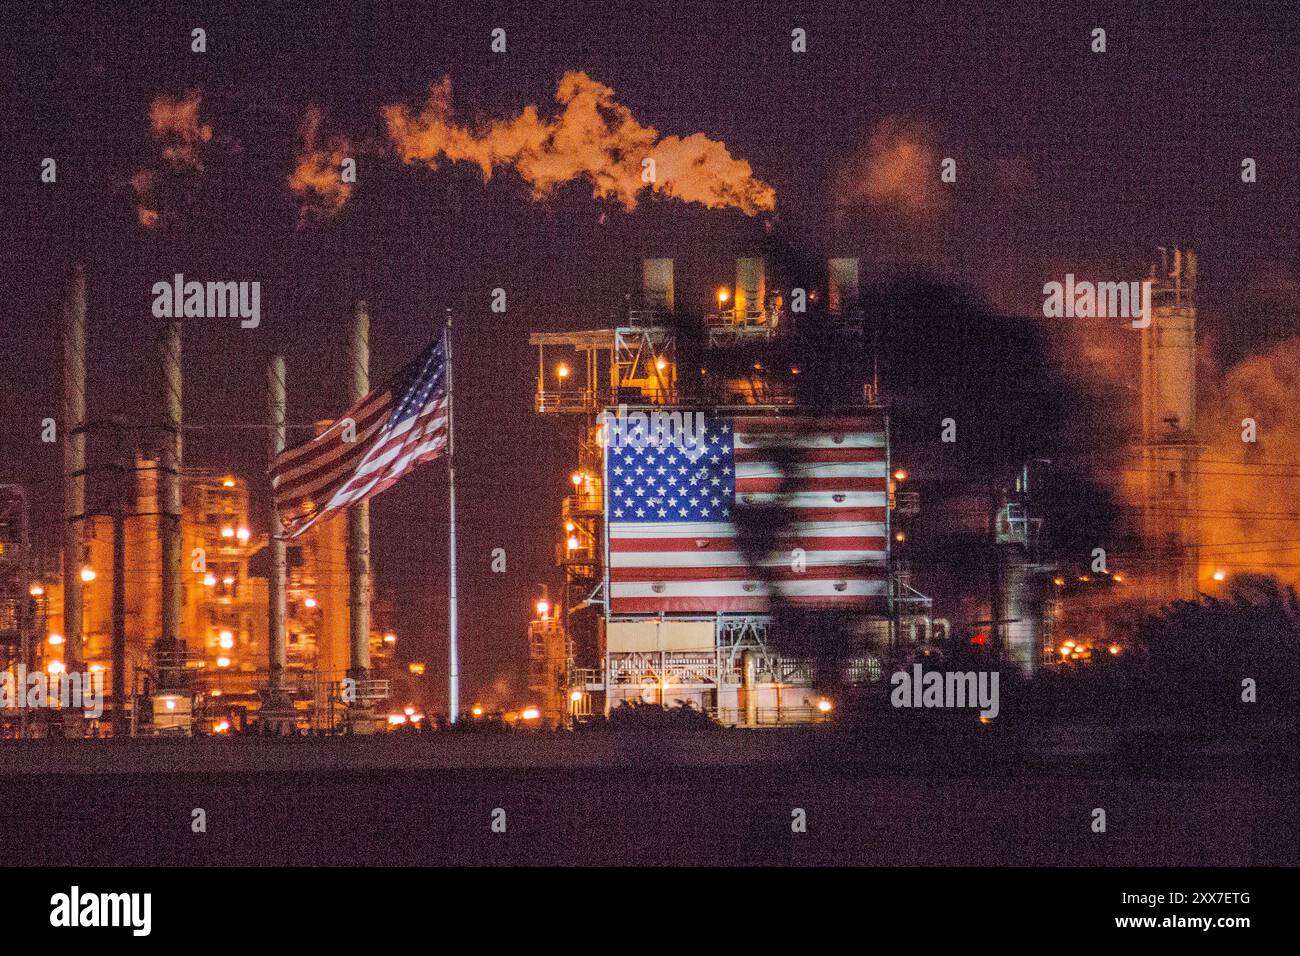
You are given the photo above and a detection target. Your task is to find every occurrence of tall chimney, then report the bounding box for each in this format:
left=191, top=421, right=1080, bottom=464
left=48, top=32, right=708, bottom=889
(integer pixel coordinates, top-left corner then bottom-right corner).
left=266, top=356, right=288, bottom=708
left=347, top=303, right=372, bottom=692
left=1139, top=245, right=1199, bottom=603
left=734, top=257, right=765, bottom=319
left=828, top=257, right=860, bottom=316
left=159, top=316, right=183, bottom=651
left=62, top=265, right=86, bottom=672
left=642, top=258, right=674, bottom=313
left=1141, top=245, right=1197, bottom=440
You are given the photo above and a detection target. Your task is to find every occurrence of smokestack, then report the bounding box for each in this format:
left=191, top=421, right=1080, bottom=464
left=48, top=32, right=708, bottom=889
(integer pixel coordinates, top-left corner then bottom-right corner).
left=159, top=316, right=183, bottom=651
left=266, top=356, right=289, bottom=710
left=1142, top=245, right=1197, bottom=439
left=642, top=258, right=674, bottom=313
left=348, top=303, right=372, bottom=693
left=734, top=257, right=765, bottom=320
left=1139, top=245, right=1200, bottom=602
left=62, top=265, right=86, bottom=672
left=828, top=257, right=860, bottom=316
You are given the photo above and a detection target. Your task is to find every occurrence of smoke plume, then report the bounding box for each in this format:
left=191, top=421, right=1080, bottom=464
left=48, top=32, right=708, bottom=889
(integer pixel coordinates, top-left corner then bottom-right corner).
left=130, top=91, right=215, bottom=228
left=288, top=105, right=354, bottom=226
left=1196, top=338, right=1300, bottom=585
left=835, top=117, right=946, bottom=221
left=382, top=71, right=775, bottom=215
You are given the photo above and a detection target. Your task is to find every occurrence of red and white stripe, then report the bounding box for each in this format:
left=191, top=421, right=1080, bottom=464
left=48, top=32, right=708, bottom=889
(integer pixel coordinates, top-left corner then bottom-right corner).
left=272, top=389, right=448, bottom=538
left=607, top=415, right=889, bottom=614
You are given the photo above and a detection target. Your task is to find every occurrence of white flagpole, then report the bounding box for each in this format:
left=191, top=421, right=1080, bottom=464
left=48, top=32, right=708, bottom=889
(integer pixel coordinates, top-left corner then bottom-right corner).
left=445, top=309, right=460, bottom=722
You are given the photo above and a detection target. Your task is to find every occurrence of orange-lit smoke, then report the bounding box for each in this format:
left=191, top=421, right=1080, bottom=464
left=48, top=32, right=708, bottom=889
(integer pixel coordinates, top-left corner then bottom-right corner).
left=1195, top=339, right=1300, bottom=587
left=150, top=91, right=213, bottom=168
left=130, top=91, right=214, bottom=228
left=835, top=117, right=945, bottom=220
left=288, top=105, right=354, bottom=226
left=382, top=71, right=775, bottom=215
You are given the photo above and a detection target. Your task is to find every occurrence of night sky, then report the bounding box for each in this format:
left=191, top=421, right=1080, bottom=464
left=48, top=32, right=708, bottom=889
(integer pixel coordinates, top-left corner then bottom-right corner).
left=2, top=0, right=1297, bottom=710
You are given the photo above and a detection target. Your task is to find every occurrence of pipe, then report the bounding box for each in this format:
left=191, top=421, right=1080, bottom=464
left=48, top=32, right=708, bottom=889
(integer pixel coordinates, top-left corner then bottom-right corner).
left=642, top=258, right=674, bottom=313
left=159, top=316, right=183, bottom=651
left=828, top=257, right=860, bottom=316
left=62, top=265, right=86, bottom=673
left=347, top=303, right=371, bottom=689
left=267, top=356, right=288, bottom=701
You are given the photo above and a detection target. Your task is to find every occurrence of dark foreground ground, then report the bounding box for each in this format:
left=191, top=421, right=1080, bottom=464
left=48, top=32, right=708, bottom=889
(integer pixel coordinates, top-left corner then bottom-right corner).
left=1, top=727, right=1295, bottom=866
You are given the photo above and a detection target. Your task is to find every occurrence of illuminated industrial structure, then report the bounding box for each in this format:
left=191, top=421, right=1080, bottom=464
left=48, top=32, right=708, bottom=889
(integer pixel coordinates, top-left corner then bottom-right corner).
left=1140, top=246, right=1201, bottom=603
left=11, top=457, right=395, bottom=733
left=529, top=256, right=931, bottom=725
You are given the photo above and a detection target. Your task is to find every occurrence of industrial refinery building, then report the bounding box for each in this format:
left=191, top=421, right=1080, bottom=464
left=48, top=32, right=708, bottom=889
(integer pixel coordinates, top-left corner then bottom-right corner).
left=528, top=256, right=931, bottom=724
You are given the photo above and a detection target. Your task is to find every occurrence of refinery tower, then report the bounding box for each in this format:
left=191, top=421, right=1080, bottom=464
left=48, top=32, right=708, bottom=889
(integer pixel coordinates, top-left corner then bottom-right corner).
left=528, top=257, right=932, bottom=725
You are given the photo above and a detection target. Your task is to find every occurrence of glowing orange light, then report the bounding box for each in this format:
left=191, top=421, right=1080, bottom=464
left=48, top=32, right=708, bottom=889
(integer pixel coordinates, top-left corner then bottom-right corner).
left=383, top=632, right=397, bottom=644
left=655, top=358, right=667, bottom=371
left=536, top=599, right=550, bottom=618
left=893, top=469, right=908, bottom=481
left=216, top=657, right=231, bottom=668
left=222, top=477, right=236, bottom=488
left=567, top=535, right=580, bottom=551
left=521, top=707, right=541, bottom=720
left=79, top=566, right=96, bottom=583
left=1213, top=569, right=1226, bottom=582
left=817, top=698, right=833, bottom=713
left=203, top=574, right=217, bottom=586
left=29, top=583, right=43, bottom=597
left=218, top=630, right=234, bottom=649
left=472, top=705, right=484, bottom=717
left=556, top=364, right=570, bottom=380
left=303, top=597, right=317, bottom=608
left=718, top=288, right=729, bottom=304
left=408, top=662, right=426, bottom=676
left=220, top=527, right=235, bottom=538
left=48, top=633, right=64, bottom=646
left=236, top=527, right=250, bottom=542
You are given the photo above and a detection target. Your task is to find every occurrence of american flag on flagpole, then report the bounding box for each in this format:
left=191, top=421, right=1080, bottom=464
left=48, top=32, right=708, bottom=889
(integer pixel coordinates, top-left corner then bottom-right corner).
left=604, top=414, right=890, bottom=614
left=272, top=334, right=450, bottom=539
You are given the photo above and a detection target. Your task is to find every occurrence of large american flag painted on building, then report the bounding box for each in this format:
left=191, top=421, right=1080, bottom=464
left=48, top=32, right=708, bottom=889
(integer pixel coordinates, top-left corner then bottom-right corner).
left=272, top=334, right=449, bottom=539
left=605, top=413, right=889, bottom=614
